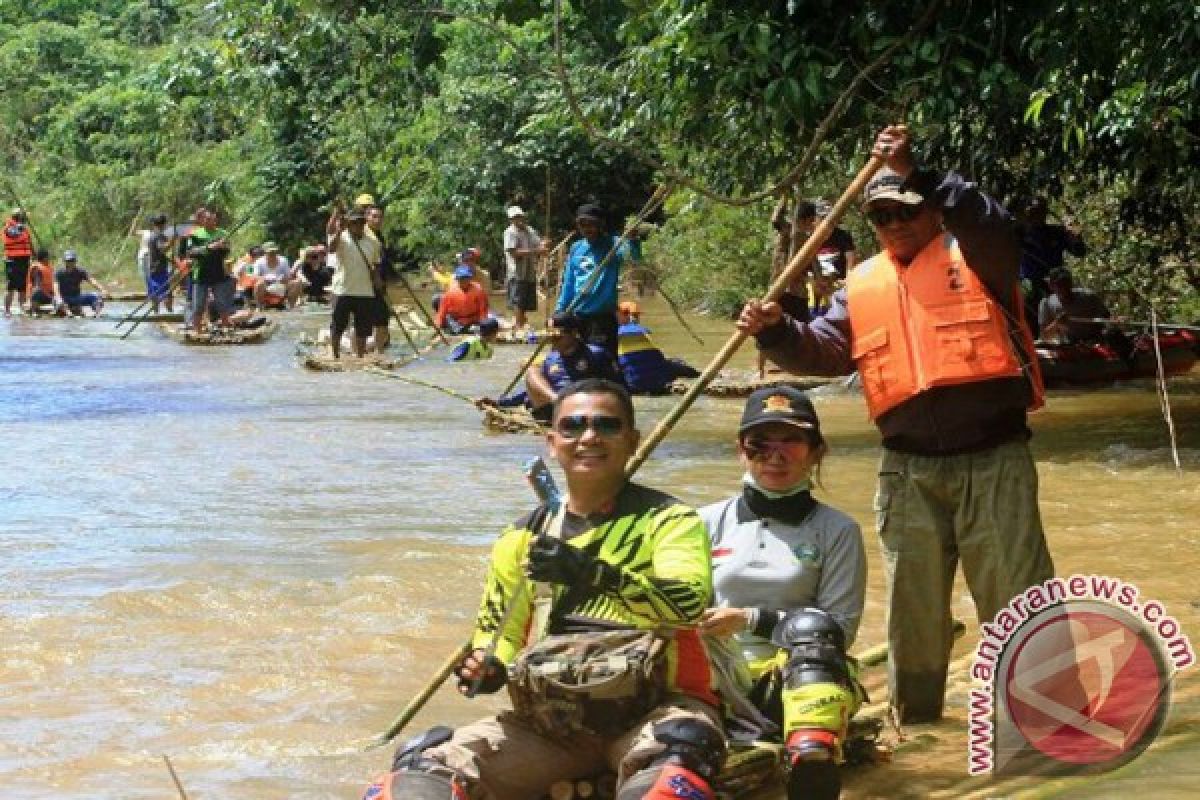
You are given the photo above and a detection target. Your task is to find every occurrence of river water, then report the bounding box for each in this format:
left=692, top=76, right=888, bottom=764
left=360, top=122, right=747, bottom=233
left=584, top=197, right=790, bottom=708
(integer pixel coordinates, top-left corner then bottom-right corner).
left=1, top=298, right=1198, bottom=799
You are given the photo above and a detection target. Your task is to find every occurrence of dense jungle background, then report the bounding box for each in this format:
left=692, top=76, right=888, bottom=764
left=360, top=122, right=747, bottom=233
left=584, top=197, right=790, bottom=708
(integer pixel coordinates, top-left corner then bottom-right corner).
left=1, top=0, right=1196, bottom=319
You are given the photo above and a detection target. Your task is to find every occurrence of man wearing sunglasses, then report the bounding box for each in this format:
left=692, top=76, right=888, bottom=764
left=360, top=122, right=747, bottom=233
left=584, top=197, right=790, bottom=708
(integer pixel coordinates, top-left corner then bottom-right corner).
left=378, top=379, right=727, bottom=800
left=737, top=125, right=1054, bottom=726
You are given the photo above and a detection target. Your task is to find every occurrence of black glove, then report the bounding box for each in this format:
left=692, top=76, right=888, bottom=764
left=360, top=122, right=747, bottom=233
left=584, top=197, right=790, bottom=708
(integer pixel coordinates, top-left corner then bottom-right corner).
left=455, top=651, right=507, bottom=696
left=526, top=535, right=621, bottom=590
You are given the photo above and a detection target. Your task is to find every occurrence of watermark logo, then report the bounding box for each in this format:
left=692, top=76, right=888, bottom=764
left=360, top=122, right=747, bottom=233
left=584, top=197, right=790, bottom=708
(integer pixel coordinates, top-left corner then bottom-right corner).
left=968, top=575, right=1194, bottom=776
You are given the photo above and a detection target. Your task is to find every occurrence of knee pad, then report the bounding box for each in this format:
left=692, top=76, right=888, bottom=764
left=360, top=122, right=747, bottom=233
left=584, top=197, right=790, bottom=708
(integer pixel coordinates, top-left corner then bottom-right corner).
left=646, top=717, right=726, bottom=782
left=771, top=608, right=850, bottom=689
left=367, top=726, right=468, bottom=800
left=362, top=769, right=467, bottom=800
left=616, top=765, right=715, bottom=800
left=390, top=725, right=454, bottom=772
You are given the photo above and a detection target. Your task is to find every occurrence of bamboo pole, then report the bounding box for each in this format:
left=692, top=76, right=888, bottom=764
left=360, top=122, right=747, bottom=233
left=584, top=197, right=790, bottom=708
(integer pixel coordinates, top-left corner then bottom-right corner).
left=365, top=642, right=471, bottom=750
left=162, top=754, right=189, bottom=800
left=624, top=155, right=885, bottom=479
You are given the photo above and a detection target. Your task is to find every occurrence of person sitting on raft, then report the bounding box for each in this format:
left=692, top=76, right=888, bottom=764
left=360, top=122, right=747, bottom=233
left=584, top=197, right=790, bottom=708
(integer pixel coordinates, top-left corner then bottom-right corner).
left=56, top=250, right=109, bottom=316
left=252, top=241, right=302, bottom=309
left=447, top=316, right=500, bottom=361
left=617, top=300, right=700, bottom=394
left=365, top=379, right=728, bottom=800
left=434, top=264, right=490, bottom=334
left=25, top=248, right=63, bottom=315
left=1038, top=267, right=1113, bottom=343
left=296, top=245, right=332, bottom=304
left=698, top=386, right=866, bottom=800
left=479, top=311, right=622, bottom=422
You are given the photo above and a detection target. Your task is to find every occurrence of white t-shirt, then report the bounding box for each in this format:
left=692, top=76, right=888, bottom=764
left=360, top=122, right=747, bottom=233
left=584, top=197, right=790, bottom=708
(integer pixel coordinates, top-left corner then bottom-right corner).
left=328, top=231, right=380, bottom=297
left=253, top=255, right=291, bottom=283
left=503, top=223, right=542, bottom=282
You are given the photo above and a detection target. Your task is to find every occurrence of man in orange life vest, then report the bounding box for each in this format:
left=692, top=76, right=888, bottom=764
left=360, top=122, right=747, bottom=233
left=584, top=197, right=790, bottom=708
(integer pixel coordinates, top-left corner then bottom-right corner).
left=737, top=125, right=1055, bottom=724
left=4, top=207, right=34, bottom=317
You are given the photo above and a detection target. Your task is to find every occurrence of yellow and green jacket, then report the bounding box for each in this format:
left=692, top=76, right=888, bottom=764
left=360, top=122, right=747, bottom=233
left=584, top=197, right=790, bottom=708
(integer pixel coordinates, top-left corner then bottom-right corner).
left=471, top=482, right=719, bottom=706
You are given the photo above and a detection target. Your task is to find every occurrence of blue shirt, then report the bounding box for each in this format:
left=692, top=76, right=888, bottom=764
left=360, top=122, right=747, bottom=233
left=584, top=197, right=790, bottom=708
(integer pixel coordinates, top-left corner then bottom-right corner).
left=556, top=235, right=622, bottom=316
left=541, top=342, right=622, bottom=393
left=618, top=322, right=695, bottom=394
left=495, top=342, right=622, bottom=408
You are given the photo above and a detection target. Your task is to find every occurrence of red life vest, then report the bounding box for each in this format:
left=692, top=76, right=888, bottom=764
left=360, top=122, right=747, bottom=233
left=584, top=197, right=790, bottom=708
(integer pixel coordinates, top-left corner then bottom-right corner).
left=846, top=233, right=1044, bottom=420
left=3, top=217, right=32, bottom=258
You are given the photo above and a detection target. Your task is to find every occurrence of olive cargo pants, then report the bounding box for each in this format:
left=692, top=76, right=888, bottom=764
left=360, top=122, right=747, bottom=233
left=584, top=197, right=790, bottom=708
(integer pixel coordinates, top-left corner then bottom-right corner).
left=873, top=439, right=1055, bottom=722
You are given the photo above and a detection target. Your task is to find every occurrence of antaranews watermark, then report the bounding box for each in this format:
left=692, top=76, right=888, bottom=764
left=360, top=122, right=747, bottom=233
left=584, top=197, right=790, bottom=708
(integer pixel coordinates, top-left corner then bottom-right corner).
left=968, top=574, right=1194, bottom=776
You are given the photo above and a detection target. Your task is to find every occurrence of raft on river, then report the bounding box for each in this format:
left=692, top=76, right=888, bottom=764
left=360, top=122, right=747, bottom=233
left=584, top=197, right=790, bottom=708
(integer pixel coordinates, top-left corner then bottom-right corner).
left=668, top=370, right=839, bottom=398
left=1037, top=329, right=1198, bottom=387
left=157, top=320, right=278, bottom=345
left=298, top=347, right=416, bottom=372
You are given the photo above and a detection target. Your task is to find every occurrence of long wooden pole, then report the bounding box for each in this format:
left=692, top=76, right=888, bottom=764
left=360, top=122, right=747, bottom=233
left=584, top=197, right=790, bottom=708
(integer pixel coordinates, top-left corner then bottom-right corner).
left=366, top=641, right=471, bottom=750
left=162, top=754, right=190, bottom=800
left=394, top=268, right=450, bottom=346
left=623, top=155, right=885, bottom=479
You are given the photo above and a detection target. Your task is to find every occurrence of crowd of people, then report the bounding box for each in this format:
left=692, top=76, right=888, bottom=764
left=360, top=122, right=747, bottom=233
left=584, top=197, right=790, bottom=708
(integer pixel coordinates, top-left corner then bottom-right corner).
left=4, top=208, right=112, bottom=317
left=362, top=125, right=1075, bottom=800
left=7, top=123, right=1111, bottom=799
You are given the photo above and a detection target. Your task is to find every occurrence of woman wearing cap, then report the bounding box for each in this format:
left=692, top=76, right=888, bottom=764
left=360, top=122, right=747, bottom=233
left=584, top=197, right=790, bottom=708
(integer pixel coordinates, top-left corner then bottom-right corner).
left=698, top=386, right=866, bottom=800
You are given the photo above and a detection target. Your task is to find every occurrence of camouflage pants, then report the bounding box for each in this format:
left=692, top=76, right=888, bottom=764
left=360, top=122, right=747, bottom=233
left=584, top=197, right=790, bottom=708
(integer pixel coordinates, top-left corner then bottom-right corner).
left=874, top=439, right=1055, bottom=722
left=427, top=694, right=722, bottom=800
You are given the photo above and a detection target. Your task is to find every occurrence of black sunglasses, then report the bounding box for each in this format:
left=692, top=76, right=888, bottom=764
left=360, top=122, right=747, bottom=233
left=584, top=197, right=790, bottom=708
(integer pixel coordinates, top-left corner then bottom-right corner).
left=866, top=204, right=924, bottom=227
left=555, top=413, right=625, bottom=439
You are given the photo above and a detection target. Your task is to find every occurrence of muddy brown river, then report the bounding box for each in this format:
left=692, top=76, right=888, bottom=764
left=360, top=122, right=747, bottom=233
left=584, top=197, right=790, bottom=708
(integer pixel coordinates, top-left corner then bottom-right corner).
left=1, top=296, right=1197, bottom=799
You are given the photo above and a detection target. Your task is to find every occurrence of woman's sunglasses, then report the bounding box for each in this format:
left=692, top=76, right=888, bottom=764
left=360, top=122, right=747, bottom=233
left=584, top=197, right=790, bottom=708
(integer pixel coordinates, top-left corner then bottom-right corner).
left=555, top=414, right=625, bottom=439
left=866, top=204, right=924, bottom=227
left=740, top=436, right=810, bottom=460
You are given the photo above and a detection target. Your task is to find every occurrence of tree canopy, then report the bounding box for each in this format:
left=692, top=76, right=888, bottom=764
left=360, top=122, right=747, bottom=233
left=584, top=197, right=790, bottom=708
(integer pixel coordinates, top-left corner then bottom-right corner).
left=1, top=0, right=1195, bottom=316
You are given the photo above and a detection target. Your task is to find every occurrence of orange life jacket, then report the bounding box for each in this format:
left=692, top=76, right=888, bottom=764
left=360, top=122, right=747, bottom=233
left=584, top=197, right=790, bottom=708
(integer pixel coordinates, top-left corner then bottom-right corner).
left=435, top=281, right=489, bottom=328
left=235, top=256, right=258, bottom=290
left=26, top=259, right=55, bottom=297
left=3, top=218, right=32, bottom=258
left=846, top=233, right=1044, bottom=420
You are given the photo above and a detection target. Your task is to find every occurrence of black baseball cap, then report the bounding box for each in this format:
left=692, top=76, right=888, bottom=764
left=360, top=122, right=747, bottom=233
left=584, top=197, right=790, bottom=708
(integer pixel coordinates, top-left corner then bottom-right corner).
left=549, top=311, right=584, bottom=332
left=575, top=203, right=605, bottom=223
left=738, top=385, right=821, bottom=436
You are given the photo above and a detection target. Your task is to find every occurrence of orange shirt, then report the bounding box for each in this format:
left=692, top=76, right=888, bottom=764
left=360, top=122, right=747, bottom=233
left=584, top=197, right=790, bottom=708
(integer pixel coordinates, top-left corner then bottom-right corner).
left=26, top=260, right=55, bottom=297
left=435, top=281, right=489, bottom=328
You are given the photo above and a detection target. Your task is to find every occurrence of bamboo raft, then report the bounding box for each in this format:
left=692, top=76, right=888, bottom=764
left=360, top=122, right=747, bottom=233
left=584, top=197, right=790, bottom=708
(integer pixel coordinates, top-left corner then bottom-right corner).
left=668, top=370, right=838, bottom=398
left=300, top=352, right=415, bottom=372
left=157, top=320, right=278, bottom=345
left=482, top=405, right=546, bottom=435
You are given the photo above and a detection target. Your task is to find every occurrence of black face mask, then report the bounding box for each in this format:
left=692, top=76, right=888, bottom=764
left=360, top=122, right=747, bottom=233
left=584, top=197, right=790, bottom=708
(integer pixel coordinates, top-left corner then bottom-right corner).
left=737, top=484, right=816, bottom=525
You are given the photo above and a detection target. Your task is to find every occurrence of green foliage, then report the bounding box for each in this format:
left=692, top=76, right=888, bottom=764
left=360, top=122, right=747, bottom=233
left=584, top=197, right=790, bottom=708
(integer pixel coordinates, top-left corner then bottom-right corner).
left=0, top=0, right=1193, bottom=318
left=644, top=196, right=775, bottom=318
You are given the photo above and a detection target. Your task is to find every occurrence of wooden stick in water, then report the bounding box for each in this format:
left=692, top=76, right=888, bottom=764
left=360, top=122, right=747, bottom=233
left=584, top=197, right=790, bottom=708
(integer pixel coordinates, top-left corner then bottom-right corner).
left=163, top=754, right=189, bottom=800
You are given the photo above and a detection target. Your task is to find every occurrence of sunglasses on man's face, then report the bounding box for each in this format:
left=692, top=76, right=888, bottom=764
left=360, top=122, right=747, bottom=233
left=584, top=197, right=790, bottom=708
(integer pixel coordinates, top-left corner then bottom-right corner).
left=555, top=413, right=625, bottom=439
left=866, top=204, right=924, bottom=227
